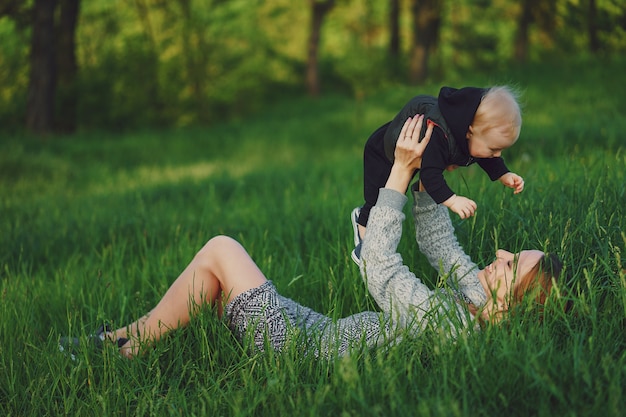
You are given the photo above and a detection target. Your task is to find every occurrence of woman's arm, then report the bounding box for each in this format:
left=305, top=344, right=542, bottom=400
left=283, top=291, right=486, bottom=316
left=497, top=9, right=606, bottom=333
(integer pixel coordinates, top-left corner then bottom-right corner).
left=361, top=189, right=441, bottom=326
left=361, top=116, right=443, bottom=325
left=411, top=188, right=486, bottom=307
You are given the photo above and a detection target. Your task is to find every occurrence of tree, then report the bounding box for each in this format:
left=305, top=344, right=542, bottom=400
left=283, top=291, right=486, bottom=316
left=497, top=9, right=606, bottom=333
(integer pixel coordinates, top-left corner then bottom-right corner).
left=514, top=0, right=559, bottom=62
left=55, top=0, right=80, bottom=133
left=514, top=0, right=534, bottom=62
left=0, top=0, right=29, bottom=25
left=23, top=0, right=80, bottom=135
left=587, top=0, right=599, bottom=54
left=26, top=0, right=57, bottom=135
left=306, top=0, right=336, bottom=96
left=408, top=0, right=442, bottom=84
left=389, top=0, right=400, bottom=58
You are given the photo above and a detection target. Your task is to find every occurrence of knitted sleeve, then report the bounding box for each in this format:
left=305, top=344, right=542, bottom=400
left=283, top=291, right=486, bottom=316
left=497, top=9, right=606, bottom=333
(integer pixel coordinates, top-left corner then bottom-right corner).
left=410, top=189, right=487, bottom=307
left=360, top=188, right=445, bottom=328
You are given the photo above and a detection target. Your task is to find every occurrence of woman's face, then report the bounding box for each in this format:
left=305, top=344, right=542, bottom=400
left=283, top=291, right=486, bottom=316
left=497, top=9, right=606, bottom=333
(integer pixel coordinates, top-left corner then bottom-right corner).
left=477, top=249, right=544, bottom=310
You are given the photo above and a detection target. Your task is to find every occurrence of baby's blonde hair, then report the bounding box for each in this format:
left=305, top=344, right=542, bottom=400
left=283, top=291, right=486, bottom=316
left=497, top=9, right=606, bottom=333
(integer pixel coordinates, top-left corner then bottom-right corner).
left=473, top=86, right=522, bottom=143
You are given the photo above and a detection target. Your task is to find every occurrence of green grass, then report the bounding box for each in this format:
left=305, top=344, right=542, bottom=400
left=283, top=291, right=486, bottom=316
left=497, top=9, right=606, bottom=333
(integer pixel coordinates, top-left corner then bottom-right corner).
left=1, top=59, right=625, bottom=416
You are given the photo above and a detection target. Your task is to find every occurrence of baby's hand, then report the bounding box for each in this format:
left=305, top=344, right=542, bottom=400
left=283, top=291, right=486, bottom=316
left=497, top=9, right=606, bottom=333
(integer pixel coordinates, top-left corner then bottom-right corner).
left=499, top=172, right=524, bottom=194
left=443, top=195, right=477, bottom=219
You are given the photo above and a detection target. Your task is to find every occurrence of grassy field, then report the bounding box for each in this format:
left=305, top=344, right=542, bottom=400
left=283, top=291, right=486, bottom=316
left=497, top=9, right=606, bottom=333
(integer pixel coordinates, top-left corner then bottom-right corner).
left=1, top=59, right=625, bottom=416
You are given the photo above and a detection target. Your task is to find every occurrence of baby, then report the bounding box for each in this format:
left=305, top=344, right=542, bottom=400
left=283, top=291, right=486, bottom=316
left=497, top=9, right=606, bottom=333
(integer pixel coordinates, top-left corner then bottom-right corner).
left=351, top=86, right=524, bottom=265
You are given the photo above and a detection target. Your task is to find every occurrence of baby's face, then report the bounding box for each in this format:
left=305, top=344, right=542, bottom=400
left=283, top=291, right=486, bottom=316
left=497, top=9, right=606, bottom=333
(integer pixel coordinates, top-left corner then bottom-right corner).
left=466, top=125, right=518, bottom=158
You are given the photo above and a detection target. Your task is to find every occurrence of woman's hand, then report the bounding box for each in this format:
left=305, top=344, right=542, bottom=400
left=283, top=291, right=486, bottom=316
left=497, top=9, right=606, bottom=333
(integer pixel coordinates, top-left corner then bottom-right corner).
left=394, top=115, right=432, bottom=170
left=385, top=115, right=433, bottom=193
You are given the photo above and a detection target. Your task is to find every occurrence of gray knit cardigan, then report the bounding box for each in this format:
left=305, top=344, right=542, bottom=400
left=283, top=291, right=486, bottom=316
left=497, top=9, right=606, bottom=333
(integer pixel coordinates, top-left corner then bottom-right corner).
left=360, top=187, right=487, bottom=336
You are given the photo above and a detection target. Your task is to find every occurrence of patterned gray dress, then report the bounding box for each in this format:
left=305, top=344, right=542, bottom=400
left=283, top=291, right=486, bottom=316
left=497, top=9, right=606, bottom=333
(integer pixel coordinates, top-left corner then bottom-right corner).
left=224, top=281, right=389, bottom=358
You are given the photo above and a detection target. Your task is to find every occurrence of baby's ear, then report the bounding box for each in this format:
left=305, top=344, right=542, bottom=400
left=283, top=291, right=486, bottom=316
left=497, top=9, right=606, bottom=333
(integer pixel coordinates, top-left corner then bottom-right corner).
left=466, top=125, right=474, bottom=139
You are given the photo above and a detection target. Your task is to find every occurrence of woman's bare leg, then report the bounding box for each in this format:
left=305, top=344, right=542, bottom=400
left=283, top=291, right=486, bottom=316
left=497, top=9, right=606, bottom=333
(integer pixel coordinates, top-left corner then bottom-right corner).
left=110, top=235, right=268, bottom=357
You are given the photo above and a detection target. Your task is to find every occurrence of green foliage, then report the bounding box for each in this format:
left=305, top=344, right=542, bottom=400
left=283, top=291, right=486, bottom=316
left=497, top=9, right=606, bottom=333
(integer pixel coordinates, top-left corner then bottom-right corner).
left=74, top=0, right=305, bottom=128
left=556, top=0, right=626, bottom=54
left=0, top=17, right=29, bottom=129
left=1, top=60, right=625, bottom=416
left=2, top=0, right=626, bottom=132
left=439, top=0, right=516, bottom=72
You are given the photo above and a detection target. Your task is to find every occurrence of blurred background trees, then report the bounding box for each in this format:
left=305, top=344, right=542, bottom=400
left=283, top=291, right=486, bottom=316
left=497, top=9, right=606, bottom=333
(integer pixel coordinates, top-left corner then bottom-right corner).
left=0, top=0, right=624, bottom=135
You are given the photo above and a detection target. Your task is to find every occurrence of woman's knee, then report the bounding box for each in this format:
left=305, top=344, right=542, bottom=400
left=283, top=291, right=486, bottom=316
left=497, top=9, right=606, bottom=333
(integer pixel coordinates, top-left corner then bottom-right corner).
left=197, top=235, right=241, bottom=264
left=206, top=235, right=238, bottom=248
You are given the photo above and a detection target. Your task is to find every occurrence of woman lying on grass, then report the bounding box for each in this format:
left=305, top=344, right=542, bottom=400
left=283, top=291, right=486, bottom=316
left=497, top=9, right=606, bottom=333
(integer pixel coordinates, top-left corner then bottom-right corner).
left=60, top=115, right=566, bottom=359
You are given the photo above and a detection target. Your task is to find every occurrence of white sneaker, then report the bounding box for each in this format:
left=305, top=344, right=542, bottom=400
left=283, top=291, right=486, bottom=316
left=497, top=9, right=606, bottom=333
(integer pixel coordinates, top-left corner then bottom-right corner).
left=350, top=207, right=362, bottom=266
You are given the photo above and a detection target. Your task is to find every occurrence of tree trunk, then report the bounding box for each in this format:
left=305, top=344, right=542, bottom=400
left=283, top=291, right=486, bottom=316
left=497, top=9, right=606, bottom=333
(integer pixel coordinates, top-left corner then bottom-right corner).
left=134, top=0, right=166, bottom=124
left=388, top=0, right=401, bottom=77
left=588, top=0, right=599, bottom=54
left=26, top=0, right=57, bottom=135
left=178, top=0, right=209, bottom=123
left=55, top=0, right=80, bottom=133
left=389, top=0, right=400, bottom=58
left=514, top=0, right=533, bottom=62
left=306, top=0, right=335, bottom=97
left=0, top=1, right=30, bottom=22
left=408, top=0, right=441, bottom=85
